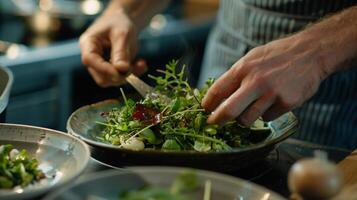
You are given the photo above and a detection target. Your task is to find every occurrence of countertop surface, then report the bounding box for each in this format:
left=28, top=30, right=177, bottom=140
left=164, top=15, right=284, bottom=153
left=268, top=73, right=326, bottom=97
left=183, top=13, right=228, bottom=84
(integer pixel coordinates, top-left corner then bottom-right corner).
left=78, top=138, right=351, bottom=198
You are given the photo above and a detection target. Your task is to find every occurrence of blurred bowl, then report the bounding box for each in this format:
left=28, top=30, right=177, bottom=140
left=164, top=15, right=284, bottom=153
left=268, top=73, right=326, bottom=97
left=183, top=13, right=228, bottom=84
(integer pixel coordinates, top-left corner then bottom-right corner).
left=0, top=123, right=90, bottom=200
left=67, top=99, right=298, bottom=171
left=44, top=166, right=286, bottom=200
left=0, top=66, right=13, bottom=122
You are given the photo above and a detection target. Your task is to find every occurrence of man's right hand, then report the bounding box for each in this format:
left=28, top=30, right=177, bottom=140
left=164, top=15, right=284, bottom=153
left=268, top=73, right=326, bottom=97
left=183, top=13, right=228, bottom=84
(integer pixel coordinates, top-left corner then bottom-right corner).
left=79, top=9, right=147, bottom=87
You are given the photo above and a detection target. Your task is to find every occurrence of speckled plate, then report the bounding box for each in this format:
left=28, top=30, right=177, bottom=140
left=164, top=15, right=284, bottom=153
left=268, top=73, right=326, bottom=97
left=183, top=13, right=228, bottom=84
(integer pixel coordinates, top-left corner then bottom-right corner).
left=0, top=123, right=90, bottom=200
left=44, top=166, right=286, bottom=200
left=0, top=66, right=13, bottom=122
left=67, top=99, right=298, bottom=171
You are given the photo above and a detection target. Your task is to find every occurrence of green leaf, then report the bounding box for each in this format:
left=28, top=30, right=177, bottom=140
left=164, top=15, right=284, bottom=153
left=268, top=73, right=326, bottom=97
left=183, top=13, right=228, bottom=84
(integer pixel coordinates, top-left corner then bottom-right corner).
left=170, top=170, right=198, bottom=194
left=203, top=124, right=218, bottom=135
left=170, top=98, right=181, bottom=113
left=193, top=140, right=211, bottom=152
left=194, top=113, right=205, bottom=131
left=162, top=139, right=181, bottom=151
left=0, top=176, right=13, bottom=188
left=121, top=186, right=192, bottom=200
left=140, top=128, right=161, bottom=145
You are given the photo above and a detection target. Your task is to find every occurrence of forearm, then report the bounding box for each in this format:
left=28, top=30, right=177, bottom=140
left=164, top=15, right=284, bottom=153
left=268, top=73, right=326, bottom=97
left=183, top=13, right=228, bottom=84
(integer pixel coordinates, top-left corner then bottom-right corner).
left=104, top=0, right=170, bottom=31
left=297, top=5, right=357, bottom=78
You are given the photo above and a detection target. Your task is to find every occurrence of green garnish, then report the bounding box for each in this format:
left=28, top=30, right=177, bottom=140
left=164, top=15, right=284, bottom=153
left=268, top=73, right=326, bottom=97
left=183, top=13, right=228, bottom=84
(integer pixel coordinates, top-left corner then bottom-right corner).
left=98, top=60, right=270, bottom=152
left=0, top=144, right=45, bottom=189
left=120, top=170, right=199, bottom=200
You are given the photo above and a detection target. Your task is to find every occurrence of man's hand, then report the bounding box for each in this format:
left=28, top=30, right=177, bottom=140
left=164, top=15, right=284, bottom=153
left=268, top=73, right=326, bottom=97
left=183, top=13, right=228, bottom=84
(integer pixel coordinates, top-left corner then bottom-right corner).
left=202, top=5, right=357, bottom=126
left=202, top=35, right=325, bottom=126
left=79, top=9, right=147, bottom=87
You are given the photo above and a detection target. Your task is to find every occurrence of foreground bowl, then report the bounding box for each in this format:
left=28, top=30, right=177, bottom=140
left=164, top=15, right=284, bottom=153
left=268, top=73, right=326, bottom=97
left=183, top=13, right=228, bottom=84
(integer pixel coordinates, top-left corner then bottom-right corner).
left=67, top=99, right=298, bottom=171
left=0, top=66, right=13, bottom=122
left=0, top=123, right=90, bottom=200
left=44, top=166, right=286, bottom=200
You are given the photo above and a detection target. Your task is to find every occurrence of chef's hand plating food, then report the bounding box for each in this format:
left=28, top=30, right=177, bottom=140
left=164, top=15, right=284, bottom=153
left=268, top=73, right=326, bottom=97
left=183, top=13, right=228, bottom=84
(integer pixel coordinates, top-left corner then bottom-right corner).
left=97, top=60, right=271, bottom=152
left=202, top=6, right=357, bottom=127
left=0, top=144, right=45, bottom=189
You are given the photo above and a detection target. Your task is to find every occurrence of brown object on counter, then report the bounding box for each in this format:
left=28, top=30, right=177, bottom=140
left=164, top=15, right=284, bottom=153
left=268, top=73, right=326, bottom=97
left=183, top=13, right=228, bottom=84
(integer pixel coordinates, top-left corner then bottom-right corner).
left=333, top=150, right=357, bottom=200
left=287, top=151, right=342, bottom=200
left=337, top=150, right=357, bottom=186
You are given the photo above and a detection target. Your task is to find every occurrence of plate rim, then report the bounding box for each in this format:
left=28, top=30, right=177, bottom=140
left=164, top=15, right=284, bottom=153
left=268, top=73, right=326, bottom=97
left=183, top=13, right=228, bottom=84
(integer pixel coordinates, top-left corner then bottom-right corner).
left=0, top=123, right=91, bottom=199
left=67, top=99, right=298, bottom=155
left=43, top=166, right=287, bottom=200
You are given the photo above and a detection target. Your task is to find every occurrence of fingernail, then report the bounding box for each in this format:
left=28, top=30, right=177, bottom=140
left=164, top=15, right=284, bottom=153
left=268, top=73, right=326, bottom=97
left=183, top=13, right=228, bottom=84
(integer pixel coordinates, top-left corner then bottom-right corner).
left=206, top=114, right=214, bottom=124
left=201, top=96, right=208, bottom=108
left=113, top=61, right=130, bottom=73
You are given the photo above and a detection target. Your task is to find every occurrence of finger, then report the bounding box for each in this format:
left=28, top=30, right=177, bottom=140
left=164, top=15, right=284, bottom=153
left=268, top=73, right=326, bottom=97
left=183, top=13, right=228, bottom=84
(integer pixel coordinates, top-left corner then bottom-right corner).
left=202, top=62, right=245, bottom=112
left=237, top=94, right=275, bottom=126
left=80, top=36, right=117, bottom=87
left=132, top=59, right=148, bottom=76
left=207, top=83, right=260, bottom=125
left=83, top=52, right=126, bottom=87
left=110, top=30, right=131, bottom=74
left=80, top=35, right=124, bottom=84
left=261, top=104, right=287, bottom=121
left=79, top=34, right=108, bottom=56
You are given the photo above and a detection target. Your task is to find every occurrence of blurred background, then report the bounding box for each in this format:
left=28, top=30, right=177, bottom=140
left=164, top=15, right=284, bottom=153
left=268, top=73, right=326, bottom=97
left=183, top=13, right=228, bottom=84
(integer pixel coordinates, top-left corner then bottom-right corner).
left=0, top=0, right=218, bottom=131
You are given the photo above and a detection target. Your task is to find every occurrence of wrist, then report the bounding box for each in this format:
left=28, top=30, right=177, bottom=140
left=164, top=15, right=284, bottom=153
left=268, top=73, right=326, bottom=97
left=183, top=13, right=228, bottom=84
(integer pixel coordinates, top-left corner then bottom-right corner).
left=102, top=1, right=142, bottom=29
left=299, top=6, right=357, bottom=78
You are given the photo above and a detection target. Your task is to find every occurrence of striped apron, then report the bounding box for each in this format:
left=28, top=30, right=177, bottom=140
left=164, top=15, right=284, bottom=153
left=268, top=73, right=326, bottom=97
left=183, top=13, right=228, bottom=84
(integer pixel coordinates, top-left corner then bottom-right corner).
left=198, top=0, right=357, bottom=149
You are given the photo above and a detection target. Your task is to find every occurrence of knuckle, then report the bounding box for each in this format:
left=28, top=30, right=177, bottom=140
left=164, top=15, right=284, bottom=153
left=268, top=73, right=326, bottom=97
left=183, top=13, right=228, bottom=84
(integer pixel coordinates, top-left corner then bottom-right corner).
left=208, top=87, right=222, bottom=98
left=231, top=64, right=245, bottom=78
left=249, top=47, right=261, bottom=55
left=246, top=46, right=264, bottom=58
left=280, top=97, right=300, bottom=110
left=111, top=28, right=130, bottom=39
left=256, top=74, right=268, bottom=85
left=79, top=33, right=88, bottom=43
left=249, top=104, right=263, bottom=116
left=95, top=78, right=109, bottom=88
left=79, top=34, right=87, bottom=44
left=79, top=34, right=94, bottom=47
left=251, top=75, right=267, bottom=90
left=81, top=55, right=90, bottom=66
left=240, top=60, right=254, bottom=73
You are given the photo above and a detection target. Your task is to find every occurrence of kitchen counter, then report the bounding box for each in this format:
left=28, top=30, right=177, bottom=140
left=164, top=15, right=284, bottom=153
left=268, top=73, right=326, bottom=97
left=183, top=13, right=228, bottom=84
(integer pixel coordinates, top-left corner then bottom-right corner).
left=74, top=138, right=350, bottom=198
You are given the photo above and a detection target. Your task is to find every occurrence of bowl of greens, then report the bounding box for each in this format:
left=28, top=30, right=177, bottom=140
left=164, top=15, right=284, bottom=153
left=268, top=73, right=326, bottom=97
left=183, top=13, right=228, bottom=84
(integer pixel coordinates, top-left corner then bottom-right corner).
left=67, top=60, right=298, bottom=171
left=0, top=123, right=90, bottom=200
left=44, top=166, right=286, bottom=200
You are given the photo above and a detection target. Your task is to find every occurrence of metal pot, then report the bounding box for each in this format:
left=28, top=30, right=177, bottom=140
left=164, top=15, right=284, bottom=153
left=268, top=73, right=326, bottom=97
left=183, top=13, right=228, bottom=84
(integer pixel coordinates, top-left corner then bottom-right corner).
left=0, top=66, right=13, bottom=122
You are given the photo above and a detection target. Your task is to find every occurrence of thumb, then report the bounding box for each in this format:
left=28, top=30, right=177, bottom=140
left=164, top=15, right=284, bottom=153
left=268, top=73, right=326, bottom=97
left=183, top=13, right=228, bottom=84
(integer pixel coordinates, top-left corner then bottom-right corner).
left=132, top=59, right=148, bottom=76
left=110, top=34, right=131, bottom=74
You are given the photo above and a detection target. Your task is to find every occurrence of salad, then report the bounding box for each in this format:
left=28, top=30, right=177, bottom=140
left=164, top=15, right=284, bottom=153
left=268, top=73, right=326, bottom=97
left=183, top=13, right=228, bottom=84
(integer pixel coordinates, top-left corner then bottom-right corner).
left=0, top=144, right=45, bottom=189
left=97, top=60, right=271, bottom=152
left=120, top=170, right=210, bottom=200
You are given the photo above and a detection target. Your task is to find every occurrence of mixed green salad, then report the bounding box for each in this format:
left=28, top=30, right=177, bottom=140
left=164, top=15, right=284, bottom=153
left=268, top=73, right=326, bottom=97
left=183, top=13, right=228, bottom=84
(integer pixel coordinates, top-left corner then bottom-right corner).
left=120, top=170, right=209, bottom=200
left=0, top=144, right=45, bottom=189
left=97, top=60, right=271, bottom=152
